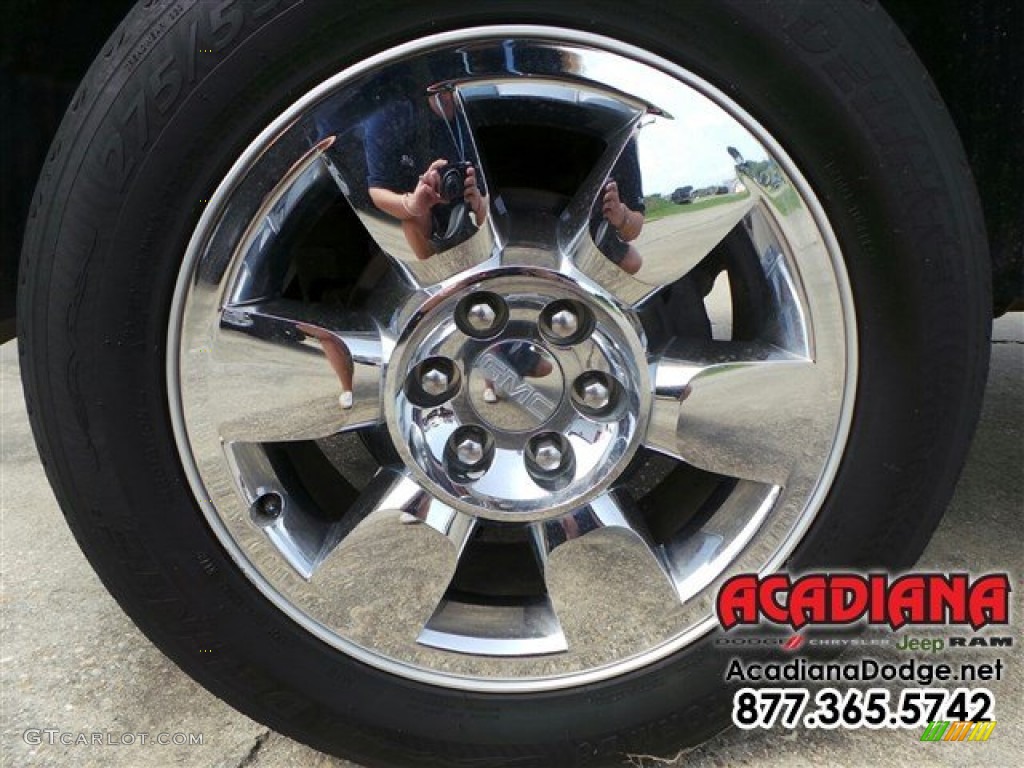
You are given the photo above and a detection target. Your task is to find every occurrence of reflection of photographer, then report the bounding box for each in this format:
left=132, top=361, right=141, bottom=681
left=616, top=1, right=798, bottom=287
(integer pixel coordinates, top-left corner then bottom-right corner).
left=600, top=180, right=643, bottom=274
left=364, top=90, right=488, bottom=260
left=594, top=142, right=645, bottom=274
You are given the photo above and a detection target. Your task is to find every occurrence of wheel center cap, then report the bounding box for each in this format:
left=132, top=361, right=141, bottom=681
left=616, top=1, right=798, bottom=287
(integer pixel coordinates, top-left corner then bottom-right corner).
left=384, top=271, right=651, bottom=521
left=469, top=341, right=563, bottom=432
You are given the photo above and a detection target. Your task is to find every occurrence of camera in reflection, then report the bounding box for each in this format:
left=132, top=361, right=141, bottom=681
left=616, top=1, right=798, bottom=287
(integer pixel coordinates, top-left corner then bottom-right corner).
left=439, top=161, right=473, bottom=202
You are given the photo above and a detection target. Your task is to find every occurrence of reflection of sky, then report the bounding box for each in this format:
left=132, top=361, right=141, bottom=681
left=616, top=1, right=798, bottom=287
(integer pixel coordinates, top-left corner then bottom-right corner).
left=635, top=107, right=766, bottom=195
left=580, top=59, right=769, bottom=195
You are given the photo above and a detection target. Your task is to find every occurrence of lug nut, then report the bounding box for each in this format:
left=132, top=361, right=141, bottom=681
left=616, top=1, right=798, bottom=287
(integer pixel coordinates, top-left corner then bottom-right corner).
left=420, top=366, right=450, bottom=396
left=548, top=309, right=579, bottom=339
left=446, top=426, right=493, bottom=477
left=574, top=371, right=619, bottom=416
left=540, top=300, right=591, bottom=345
left=533, top=438, right=563, bottom=472
left=407, top=357, right=460, bottom=406
left=457, top=292, right=507, bottom=338
left=581, top=378, right=611, bottom=410
left=466, top=302, right=497, bottom=332
left=455, top=437, right=485, bottom=467
left=526, top=434, right=574, bottom=490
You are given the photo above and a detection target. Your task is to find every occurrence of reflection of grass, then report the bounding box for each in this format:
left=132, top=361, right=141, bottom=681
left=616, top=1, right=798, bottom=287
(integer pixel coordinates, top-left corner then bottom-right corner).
left=768, top=185, right=801, bottom=216
left=644, top=191, right=751, bottom=222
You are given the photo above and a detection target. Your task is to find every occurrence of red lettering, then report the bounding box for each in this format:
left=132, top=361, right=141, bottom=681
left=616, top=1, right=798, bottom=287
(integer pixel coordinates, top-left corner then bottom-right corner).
left=828, top=575, right=869, bottom=622
left=928, top=574, right=968, bottom=623
left=788, top=575, right=827, bottom=629
left=887, top=576, right=926, bottom=629
left=969, top=574, right=1011, bottom=629
left=759, top=575, right=790, bottom=624
left=716, top=575, right=758, bottom=630
left=868, top=574, right=887, bottom=624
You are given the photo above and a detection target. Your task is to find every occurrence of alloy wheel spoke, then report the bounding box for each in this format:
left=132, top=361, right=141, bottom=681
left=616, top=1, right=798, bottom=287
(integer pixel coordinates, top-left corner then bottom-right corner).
left=557, top=119, right=647, bottom=255
left=354, top=467, right=479, bottom=556
left=548, top=78, right=759, bottom=310
left=203, top=298, right=386, bottom=442
left=555, top=97, right=652, bottom=296
left=601, top=195, right=756, bottom=308
left=646, top=339, right=824, bottom=485
left=286, top=468, right=479, bottom=646
left=320, top=467, right=479, bottom=563
left=529, top=491, right=684, bottom=653
left=531, top=491, right=681, bottom=599
left=317, top=83, right=500, bottom=290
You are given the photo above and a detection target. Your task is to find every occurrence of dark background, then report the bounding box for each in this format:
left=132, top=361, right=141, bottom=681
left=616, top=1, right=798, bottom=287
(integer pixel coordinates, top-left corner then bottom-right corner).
left=1, top=0, right=1020, bottom=342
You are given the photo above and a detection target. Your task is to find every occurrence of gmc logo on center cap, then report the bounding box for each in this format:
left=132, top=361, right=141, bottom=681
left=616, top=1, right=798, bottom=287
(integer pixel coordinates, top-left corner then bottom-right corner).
left=476, top=352, right=557, bottom=420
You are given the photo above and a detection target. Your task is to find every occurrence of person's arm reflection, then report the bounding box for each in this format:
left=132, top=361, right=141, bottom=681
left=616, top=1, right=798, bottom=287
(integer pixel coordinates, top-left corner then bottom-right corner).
left=602, top=179, right=644, bottom=275
left=423, top=89, right=489, bottom=227
left=368, top=162, right=488, bottom=261
left=461, top=165, right=488, bottom=227
left=297, top=324, right=355, bottom=409
left=368, top=158, right=445, bottom=261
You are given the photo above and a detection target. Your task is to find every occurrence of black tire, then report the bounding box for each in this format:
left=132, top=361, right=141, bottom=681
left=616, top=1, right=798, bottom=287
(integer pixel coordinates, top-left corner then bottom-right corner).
left=18, top=2, right=989, bottom=766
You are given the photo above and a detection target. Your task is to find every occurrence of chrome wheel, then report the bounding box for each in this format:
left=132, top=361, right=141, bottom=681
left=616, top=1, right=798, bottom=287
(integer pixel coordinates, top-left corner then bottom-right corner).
left=169, top=27, right=856, bottom=692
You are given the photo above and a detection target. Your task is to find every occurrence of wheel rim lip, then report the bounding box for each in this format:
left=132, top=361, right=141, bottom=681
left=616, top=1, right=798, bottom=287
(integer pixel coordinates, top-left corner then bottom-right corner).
left=165, top=25, right=859, bottom=693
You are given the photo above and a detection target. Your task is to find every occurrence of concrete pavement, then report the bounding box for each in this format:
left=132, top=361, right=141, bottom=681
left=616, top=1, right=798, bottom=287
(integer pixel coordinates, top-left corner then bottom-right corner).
left=1, top=314, right=1020, bottom=767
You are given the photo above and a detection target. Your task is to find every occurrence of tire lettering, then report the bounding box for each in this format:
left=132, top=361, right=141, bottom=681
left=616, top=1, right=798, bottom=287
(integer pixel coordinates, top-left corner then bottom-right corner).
left=148, top=53, right=183, bottom=115
left=209, top=0, right=244, bottom=52
left=120, top=88, right=149, bottom=149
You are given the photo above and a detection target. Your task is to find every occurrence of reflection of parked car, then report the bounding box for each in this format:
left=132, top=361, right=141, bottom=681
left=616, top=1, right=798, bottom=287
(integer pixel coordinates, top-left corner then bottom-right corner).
left=671, top=185, right=693, bottom=204
left=734, top=157, right=786, bottom=191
